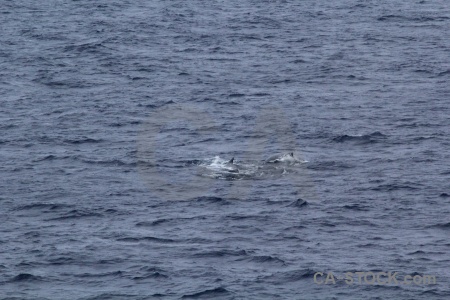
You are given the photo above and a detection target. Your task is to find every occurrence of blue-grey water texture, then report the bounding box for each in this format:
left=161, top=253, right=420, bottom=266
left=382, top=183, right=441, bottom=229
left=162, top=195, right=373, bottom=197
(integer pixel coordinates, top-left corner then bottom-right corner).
left=1, top=0, right=449, bottom=299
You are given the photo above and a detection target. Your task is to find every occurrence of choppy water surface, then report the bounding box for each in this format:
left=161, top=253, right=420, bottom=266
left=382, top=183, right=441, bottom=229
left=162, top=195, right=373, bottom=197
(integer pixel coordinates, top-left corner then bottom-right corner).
left=1, top=0, right=449, bottom=299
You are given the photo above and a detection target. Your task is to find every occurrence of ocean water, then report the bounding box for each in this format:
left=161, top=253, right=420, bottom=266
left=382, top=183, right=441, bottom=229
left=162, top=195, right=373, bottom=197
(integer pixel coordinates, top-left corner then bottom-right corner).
left=1, top=0, right=449, bottom=299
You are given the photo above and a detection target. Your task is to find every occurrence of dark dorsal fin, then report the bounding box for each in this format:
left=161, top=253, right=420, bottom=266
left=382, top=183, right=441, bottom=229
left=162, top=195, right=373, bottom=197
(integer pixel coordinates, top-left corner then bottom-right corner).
left=228, top=157, right=234, bottom=164
left=290, top=152, right=294, bottom=157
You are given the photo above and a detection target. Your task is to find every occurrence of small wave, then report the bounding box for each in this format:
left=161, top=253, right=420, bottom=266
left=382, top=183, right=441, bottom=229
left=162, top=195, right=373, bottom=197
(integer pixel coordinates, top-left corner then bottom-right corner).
left=13, top=203, right=73, bottom=211
left=332, top=131, right=386, bottom=144
left=371, top=183, right=420, bottom=192
left=63, top=42, right=110, bottom=54
left=287, top=198, right=308, bottom=208
left=192, top=196, right=229, bottom=204
left=412, top=136, right=435, bottom=142
left=427, top=222, right=450, bottom=230
left=193, top=249, right=248, bottom=258
left=284, top=269, right=317, bottom=281
left=133, top=269, right=168, bottom=280
left=0, top=123, right=17, bottom=130
left=414, top=69, right=433, bottom=74
left=318, top=221, right=336, bottom=227
left=137, top=100, right=175, bottom=109
left=133, top=273, right=168, bottom=280
left=136, top=216, right=207, bottom=227
left=252, top=92, right=271, bottom=96
left=342, top=204, right=369, bottom=211
left=83, top=293, right=145, bottom=300
left=217, top=101, right=240, bottom=106
left=138, top=266, right=167, bottom=274
left=284, top=225, right=307, bottom=231
left=35, top=78, right=95, bottom=89
left=226, top=214, right=271, bottom=221
left=356, top=243, right=378, bottom=248
left=407, top=250, right=446, bottom=257
left=63, top=137, right=103, bottom=144
left=47, top=256, right=77, bottom=265
left=9, top=273, right=42, bottom=282
left=377, top=15, right=447, bottom=22
left=420, top=289, right=447, bottom=297
left=306, top=160, right=354, bottom=170
left=117, top=236, right=175, bottom=243
left=262, top=269, right=316, bottom=283
left=103, top=208, right=122, bottom=215
left=33, top=154, right=59, bottom=162
left=75, top=271, right=123, bottom=278
left=129, top=76, right=147, bottom=81
left=228, top=93, right=246, bottom=98
left=239, top=255, right=286, bottom=265
left=181, top=287, right=230, bottom=299
left=437, top=69, right=450, bottom=77
left=45, top=209, right=102, bottom=221
left=184, top=237, right=211, bottom=244
left=80, top=158, right=136, bottom=167
left=377, top=15, right=405, bottom=21
left=182, top=159, right=202, bottom=166
left=136, top=219, right=170, bottom=227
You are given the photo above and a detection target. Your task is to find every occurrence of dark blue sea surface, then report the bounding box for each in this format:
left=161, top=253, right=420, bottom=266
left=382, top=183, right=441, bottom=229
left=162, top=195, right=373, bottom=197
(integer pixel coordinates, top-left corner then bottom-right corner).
left=1, top=0, right=449, bottom=299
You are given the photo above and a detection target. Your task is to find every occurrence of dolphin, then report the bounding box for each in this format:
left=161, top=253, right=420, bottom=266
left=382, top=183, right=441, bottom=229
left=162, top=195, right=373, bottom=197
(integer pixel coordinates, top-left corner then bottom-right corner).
left=224, top=157, right=239, bottom=173
left=265, top=152, right=295, bottom=163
